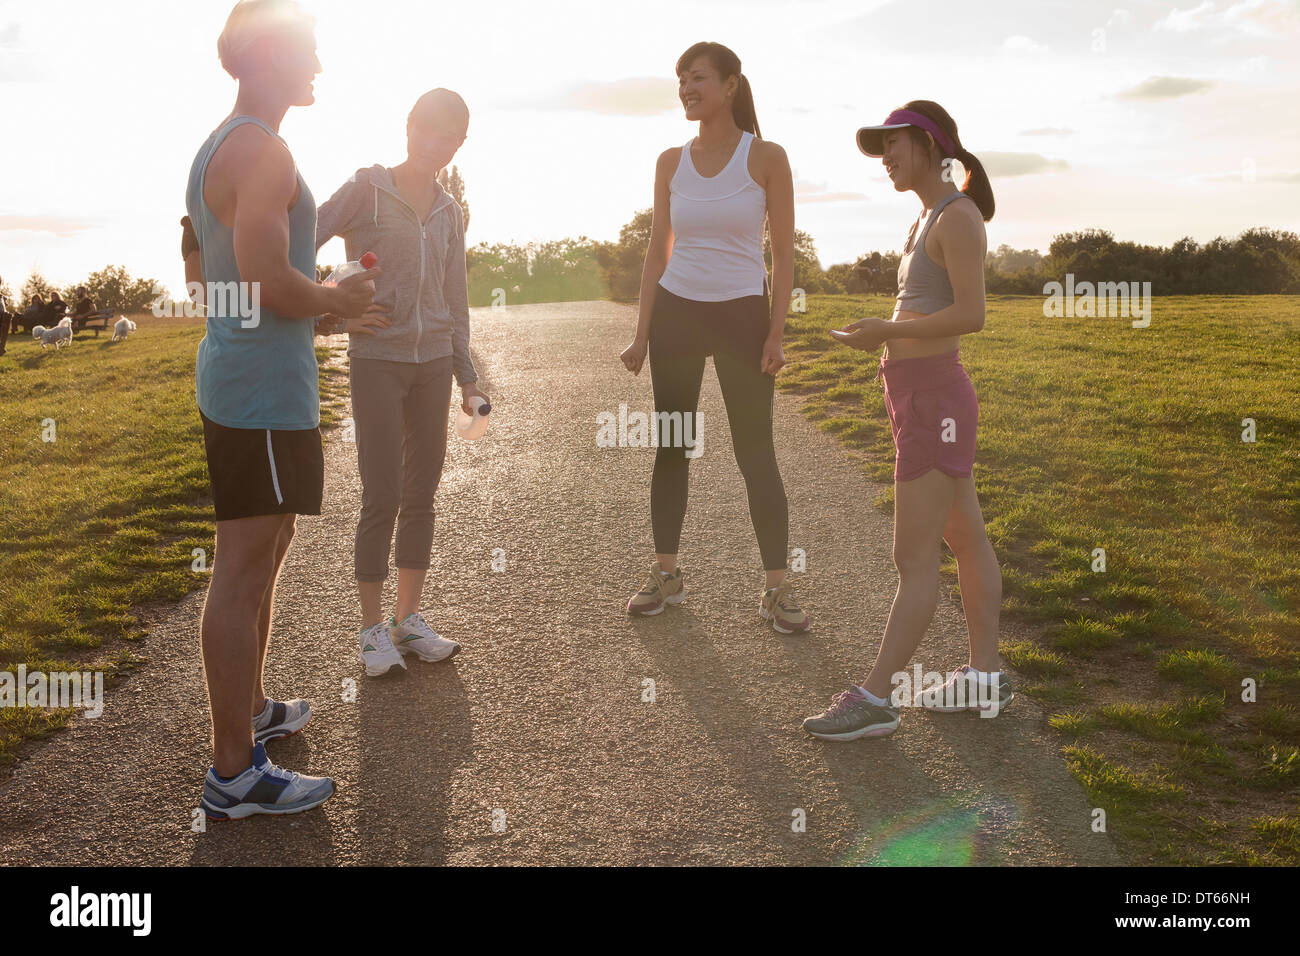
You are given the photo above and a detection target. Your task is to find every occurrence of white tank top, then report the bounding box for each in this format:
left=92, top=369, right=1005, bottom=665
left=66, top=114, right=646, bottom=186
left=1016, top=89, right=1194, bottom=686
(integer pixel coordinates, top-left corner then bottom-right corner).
left=659, top=130, right=768, bottom=302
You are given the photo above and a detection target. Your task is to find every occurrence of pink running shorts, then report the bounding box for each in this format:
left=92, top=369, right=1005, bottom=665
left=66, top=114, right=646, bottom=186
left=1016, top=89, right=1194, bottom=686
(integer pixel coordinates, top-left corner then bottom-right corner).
left=878, top=349, right=978, bottom=483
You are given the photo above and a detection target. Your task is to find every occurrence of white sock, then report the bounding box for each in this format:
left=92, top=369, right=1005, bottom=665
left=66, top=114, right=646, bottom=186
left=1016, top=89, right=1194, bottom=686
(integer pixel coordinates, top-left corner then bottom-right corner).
left=854, top=685, right=892, bottom=707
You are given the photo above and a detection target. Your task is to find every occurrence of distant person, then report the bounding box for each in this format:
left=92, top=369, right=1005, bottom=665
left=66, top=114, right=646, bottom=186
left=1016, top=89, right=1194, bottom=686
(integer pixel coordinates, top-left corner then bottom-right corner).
left=70, top=286, right=95, bottom=322
left=619, top=41, right=808, bottom=632
left=0, top=278, right=11, bottom=354
left=18, top=294, right=46, bottom=334
left=187, top=0, right=381, bottom=821
left=316, top=88, right=486, bottom=676
left=46, top=291, right=67, bottom=322
left=802, top=101, right=1005, bottom=742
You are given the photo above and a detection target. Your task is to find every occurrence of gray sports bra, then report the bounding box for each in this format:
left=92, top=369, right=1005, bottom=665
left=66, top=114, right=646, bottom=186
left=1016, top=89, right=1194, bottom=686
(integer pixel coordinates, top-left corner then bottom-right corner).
left=895, top=191, right=968, bottom=315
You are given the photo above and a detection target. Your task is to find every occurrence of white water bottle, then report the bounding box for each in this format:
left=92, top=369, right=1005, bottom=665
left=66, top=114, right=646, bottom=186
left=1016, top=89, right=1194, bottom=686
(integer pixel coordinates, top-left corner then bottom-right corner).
left=455, top=395, right=491, bottom=440
left=323, top=250, right=377, bottom=286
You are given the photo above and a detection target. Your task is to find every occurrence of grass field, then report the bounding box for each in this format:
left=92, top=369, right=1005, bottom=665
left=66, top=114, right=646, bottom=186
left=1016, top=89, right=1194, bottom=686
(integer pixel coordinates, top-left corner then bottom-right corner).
left=0, top=316, right=347, bottom=764
left=1, top=297, right=1297, bottom=864
left=778, top=293, right=1300, bottom=864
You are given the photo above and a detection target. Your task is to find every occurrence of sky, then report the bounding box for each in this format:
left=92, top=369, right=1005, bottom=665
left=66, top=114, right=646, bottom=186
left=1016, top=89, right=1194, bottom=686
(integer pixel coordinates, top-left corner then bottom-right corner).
left=1, top=0, right=1298, bottom=298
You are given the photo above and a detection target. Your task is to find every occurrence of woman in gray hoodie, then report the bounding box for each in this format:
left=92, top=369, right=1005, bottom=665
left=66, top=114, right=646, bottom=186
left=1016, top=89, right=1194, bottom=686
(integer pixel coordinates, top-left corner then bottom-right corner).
left=316, top=88, right=489, bottom=677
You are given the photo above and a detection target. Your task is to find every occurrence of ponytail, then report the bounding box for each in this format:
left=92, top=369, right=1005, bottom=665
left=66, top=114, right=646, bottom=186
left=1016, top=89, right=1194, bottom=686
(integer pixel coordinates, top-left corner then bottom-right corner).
left=955, top=146, right=995, bottom=221
left=733, top=73, right=761, bottom=138
left=901, top=99, right=996, bottom=222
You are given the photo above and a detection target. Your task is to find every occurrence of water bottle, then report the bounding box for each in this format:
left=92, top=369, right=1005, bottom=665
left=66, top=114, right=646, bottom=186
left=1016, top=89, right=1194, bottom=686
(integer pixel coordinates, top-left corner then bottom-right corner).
left=455, top=395, right=491, bottom=440
left=323, top=251, right=378, bottom=286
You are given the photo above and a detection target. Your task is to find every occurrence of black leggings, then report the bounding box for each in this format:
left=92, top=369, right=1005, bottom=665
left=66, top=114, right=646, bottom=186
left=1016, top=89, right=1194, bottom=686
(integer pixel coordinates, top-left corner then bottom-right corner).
left=648, top=282, right=789, bottom=571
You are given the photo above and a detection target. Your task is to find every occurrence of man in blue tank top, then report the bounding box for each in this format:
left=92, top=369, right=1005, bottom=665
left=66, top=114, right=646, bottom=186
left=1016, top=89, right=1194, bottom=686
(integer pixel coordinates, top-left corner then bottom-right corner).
left=188, top=0, right=381, bottom=821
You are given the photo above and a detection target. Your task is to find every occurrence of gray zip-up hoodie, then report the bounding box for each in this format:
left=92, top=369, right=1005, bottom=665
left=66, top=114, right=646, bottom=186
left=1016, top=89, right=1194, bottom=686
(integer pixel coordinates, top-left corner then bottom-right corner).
left=316, top=164, right=477, bottom=385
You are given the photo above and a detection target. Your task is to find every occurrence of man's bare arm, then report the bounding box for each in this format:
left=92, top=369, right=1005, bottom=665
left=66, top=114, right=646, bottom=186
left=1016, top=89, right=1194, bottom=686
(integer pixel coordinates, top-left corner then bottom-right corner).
left=222, top=128, right=374, bottom=319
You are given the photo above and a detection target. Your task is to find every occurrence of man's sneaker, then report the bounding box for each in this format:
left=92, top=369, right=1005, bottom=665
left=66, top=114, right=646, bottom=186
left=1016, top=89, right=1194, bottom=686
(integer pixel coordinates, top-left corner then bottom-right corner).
left=759, top=577, right=810, bottom=633
left=802, top=687, right=900, bottom=741
left=200, top=743, right=335, bottom=821
left=627, top=564, right=685, bottom=616
left=358, top=620, right=406, bottom=677
left=391, top=612, right=461, bottom=662
left=914, top=664, right=1014, bottom=713
left=253, top=697, right=311, bottom=744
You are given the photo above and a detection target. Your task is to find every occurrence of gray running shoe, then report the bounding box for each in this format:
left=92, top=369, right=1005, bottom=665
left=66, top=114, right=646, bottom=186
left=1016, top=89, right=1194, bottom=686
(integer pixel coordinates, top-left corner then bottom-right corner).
left=802, top=687, right=900, bottom=741
left=201, top=743, right=335, bottom=821
left=914, top=664, right=1013, bottom=713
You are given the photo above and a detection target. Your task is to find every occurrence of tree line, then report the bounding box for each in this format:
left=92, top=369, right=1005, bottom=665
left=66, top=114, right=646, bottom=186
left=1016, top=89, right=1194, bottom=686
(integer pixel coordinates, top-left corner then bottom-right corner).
left=3, top=265, right=164, bottom=313
left=6, top=218, right=1294, bottom=317
left=466, top=213, right=1300, bottom=305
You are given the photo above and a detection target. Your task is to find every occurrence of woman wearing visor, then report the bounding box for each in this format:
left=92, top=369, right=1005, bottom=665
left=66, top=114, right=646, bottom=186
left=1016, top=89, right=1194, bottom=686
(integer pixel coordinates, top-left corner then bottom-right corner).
left=803, top=101, right=1007, bottom=741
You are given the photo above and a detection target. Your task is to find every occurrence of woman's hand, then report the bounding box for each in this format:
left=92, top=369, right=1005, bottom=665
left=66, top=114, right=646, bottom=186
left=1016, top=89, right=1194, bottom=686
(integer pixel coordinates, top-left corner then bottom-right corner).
left=316, top=305, right=389, bottom=337
left=620, top=336, right=648, bottom=375
left=761, top=334, right=786, bottom=376
left=461, top=382, right=490, bottom=415
left=830, top=317, right=890, bottom=353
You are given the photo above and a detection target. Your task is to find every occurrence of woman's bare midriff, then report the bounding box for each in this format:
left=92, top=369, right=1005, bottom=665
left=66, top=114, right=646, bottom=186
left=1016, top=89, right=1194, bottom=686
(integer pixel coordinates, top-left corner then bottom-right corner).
left=882, top=307, right=960, bottom=360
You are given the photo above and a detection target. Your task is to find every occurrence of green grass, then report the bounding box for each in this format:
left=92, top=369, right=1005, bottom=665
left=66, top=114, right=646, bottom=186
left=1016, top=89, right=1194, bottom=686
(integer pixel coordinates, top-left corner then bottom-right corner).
left=0, top=319, right=346, bottom=765
left=3, top=296, right=1298, bottom=863
left=780, top=294, right=1300, bottom=864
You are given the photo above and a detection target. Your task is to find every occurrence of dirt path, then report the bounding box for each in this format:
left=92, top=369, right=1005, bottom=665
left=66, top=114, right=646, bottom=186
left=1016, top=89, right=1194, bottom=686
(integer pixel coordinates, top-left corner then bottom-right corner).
left=0, top=301, right=1119, bottom=865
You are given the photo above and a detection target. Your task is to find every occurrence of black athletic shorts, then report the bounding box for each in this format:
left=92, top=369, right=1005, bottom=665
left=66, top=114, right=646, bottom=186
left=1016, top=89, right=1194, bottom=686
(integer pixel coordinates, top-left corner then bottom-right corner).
left=200, top=411, right=324, bottom=521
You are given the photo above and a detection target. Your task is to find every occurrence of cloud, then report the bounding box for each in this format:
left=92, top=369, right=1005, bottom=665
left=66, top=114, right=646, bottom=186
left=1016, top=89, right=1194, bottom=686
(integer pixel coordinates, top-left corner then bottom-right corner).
left=1225, top=0, right=1300, bottom=35
left=1106, top=9, right=1134, bottom=29
left=1019, top=127, right=1075, bottom=137
left=521, top=77, right=678, bottom=116
left=1156, top=0, right=1299, bottom=35
left=1002, top=34, right=1047, bottom=53
left=0, top=22, right=21, bottom=47
left=978, top=152, right=1069, bottom=177
left=1118, top=75, right=1214, bottom=99
left=0, top=214, right=98, bottom=237
left=1156, top=1, right=1216, bottom=32
left=794, top=178, right=869, bottom=204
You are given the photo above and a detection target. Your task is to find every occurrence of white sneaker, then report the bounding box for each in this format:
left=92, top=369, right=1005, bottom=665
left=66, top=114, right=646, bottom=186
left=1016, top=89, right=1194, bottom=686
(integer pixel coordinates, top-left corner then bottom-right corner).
left=390, top=612, right=461, bottom=663
left=358, top=620, right=406, bottom=677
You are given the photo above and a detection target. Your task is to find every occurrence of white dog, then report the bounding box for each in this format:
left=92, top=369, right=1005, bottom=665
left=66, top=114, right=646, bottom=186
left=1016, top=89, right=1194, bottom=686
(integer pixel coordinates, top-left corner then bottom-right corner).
left=113, top=317, right=137, bottom=341
left=32, top=317, right=73, bottom=349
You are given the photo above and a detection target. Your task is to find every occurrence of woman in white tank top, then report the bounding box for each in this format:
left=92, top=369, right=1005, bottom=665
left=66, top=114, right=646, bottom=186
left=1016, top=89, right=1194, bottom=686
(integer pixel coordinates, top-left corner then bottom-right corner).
left=619, top=41, right=809, bottom=634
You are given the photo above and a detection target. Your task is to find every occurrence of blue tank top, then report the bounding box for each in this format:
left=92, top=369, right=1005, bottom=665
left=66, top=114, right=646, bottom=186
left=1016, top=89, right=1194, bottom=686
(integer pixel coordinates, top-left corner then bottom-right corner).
left=895, top=191, right=969, bottom=315
left=186, top=115, right=319, bottom=430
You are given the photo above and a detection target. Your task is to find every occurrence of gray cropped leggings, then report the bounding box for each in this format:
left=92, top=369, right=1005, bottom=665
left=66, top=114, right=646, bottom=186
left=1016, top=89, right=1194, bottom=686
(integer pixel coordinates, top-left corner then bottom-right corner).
left=350, top=355, right=454, bottom=582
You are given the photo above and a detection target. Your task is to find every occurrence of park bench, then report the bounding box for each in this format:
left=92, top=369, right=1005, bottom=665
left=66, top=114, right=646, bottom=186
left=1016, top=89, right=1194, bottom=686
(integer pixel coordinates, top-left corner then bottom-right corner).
left=71, top=309, right=115, bottom=337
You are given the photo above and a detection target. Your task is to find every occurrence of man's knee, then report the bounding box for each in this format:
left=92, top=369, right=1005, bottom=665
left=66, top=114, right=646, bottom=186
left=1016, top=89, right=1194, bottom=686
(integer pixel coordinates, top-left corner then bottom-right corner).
left=214, top=548, right=278, bottom=605
left=278, top=514, right=296, bottom=550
